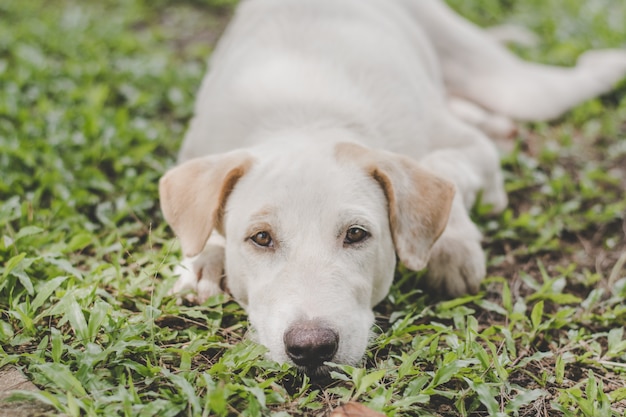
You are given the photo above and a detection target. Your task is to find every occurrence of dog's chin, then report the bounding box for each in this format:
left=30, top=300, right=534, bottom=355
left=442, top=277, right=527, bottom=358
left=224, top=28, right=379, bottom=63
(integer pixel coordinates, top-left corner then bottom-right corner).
left=295, top=364, right=334, bottom=384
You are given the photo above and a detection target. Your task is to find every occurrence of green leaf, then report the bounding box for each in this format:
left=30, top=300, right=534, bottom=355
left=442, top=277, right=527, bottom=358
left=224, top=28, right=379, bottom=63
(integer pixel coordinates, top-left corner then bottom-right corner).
left=465, top=379, right=502, bottom=417
left=65, top=233, right=94, bottom=252
left=32, top=276, right=68, bottom=312
left=609, top=387, right=626, bottom=402
left=585, top=371, right=598, bottom=403
left=36, top=363, right=87, bottom=398
left=50, top=327, right=63, bottom=363
left=87, top=299, right=110, bottom=342
left=14, top=269, right=34, bottom=296
left=555, top=354, right=565, bottom=385
left=64, top=297, right=89, bottom=343
left=355, top=369, right=386, bottom=398
left=530, top=301, right=544, bottom=330
left=4, top=389, right=63, bottom=409
left=607, top=327, right=626, bottom=356
left=428, top=355, right=471, bottom=389
left=501, top=280, right=512, bottom=313
left=2, top=252, right=26, bottom=278
left=506, top=388, right=546, bottom=411
left=15, top=226, right=44, bottom=241
left=163, top=369, right=201, bottom=415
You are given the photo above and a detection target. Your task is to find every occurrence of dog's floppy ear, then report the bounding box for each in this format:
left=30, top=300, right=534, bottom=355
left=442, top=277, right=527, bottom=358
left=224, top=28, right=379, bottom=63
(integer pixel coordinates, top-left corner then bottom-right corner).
left=336, top=142, right=455, bottom=271
left=159, top=151, right=253, bottom=258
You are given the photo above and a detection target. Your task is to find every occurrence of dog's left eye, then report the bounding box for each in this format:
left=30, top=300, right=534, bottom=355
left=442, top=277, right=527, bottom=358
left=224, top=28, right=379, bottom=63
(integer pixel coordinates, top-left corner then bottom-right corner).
left=250, top=231, right=273, bottom=248
left=344, top=227, right=369, bottom=245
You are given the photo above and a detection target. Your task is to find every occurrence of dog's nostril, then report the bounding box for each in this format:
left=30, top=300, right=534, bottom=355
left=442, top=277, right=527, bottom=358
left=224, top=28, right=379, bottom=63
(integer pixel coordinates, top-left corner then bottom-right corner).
left=284, top=321, right=339, bottom=367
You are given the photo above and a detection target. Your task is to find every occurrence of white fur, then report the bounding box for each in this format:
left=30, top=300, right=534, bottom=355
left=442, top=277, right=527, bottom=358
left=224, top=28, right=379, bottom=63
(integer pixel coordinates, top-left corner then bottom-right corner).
left=162, top=0, right=626, bottom=368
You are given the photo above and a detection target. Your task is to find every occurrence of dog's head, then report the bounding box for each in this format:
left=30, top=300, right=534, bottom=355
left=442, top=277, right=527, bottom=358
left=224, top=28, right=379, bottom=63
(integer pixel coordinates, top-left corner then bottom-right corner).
left=160, top=138, right=454, bottom=376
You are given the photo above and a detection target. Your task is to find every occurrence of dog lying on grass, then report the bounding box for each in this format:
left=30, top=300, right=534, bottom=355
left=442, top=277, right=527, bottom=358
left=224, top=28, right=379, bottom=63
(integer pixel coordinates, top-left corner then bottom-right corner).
left=159, top=0, right=626, bottom=377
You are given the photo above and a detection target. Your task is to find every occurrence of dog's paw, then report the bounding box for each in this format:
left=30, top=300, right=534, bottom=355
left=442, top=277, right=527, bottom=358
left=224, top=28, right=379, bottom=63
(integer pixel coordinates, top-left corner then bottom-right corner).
left=169, top=244, right=225, bottom=304
left=424, top=220, right=486, bottom=297
left=481, top=169, right=508, bottom=214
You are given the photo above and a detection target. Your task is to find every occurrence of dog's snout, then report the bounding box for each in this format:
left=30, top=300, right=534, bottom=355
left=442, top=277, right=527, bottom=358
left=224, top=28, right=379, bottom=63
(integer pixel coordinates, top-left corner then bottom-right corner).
left=283, top=321, right=339, bottom=367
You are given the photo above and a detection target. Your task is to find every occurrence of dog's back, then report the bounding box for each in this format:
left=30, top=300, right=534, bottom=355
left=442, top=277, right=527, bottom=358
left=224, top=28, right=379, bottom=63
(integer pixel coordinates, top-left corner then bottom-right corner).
left=178, top=0, right=451, bottom=162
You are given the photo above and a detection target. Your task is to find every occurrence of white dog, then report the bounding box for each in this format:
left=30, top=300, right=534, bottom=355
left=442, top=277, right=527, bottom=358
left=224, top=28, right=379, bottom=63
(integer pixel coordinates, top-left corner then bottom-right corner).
left=160, top=0, right=626, bottom=376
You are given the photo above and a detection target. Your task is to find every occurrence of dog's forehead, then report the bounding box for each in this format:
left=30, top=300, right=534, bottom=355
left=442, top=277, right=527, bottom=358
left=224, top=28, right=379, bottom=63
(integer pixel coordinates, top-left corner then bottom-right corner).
left=271, top=149, right=370, bottom=193
left=227, top=144, right=386, bottom=222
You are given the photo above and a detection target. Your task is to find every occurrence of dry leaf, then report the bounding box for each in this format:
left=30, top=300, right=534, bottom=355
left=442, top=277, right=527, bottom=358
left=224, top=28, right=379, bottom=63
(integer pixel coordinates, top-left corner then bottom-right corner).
left=329, top=401, right=386, bottom=417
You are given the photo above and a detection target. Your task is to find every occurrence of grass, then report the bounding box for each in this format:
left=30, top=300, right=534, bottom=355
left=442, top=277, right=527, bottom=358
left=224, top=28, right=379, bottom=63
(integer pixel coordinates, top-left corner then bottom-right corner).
left=1, top=0, right=625, bottom=415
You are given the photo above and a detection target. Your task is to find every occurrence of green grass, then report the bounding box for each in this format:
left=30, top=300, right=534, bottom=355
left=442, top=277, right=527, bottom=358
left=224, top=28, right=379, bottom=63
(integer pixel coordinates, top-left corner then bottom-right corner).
left=1, top=0, right=625, bottom=416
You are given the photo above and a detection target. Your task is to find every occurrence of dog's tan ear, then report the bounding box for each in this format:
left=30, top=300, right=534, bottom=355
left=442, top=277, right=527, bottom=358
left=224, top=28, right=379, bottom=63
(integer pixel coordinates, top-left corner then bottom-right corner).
left=159, top=152, right=253, bottom=258
left=336, top=143, right=455, bottom=271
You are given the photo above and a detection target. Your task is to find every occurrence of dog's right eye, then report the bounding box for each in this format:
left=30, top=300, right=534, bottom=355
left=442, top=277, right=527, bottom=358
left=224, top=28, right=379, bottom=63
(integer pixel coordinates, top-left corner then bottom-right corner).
left=250, top=231, right=273, bottom=248
left=344, top=226, right=369, bottom=245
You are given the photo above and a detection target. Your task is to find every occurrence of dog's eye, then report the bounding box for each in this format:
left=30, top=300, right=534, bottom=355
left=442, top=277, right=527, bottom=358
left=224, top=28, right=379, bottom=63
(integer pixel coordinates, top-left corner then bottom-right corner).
left=250, top=231, right=273, bottom=248
left=344, top=227, right=369, bottom=245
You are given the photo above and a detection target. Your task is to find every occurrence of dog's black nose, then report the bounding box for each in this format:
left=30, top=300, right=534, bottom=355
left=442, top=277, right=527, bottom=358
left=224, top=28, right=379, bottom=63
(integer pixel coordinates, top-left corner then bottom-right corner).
left=284, top=321, right=339, bottom=368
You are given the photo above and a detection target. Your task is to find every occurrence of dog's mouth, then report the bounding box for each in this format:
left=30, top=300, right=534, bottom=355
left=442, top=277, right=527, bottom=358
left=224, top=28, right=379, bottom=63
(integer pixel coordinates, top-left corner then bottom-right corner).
left=294, top=363, right=335, bottom=384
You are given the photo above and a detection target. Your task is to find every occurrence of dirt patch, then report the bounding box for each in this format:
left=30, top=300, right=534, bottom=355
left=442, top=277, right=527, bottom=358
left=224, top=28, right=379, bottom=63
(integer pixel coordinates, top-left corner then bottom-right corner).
left=0, top=366, right=56, bottom=417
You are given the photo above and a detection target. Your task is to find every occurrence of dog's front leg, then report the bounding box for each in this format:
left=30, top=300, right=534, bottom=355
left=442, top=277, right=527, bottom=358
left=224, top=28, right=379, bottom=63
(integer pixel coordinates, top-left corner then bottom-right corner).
left=417, top=120, right=506, bottom=296
left=424, top=195, right=485, bottom=297
left=169, top=232, right=226, bottom=304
